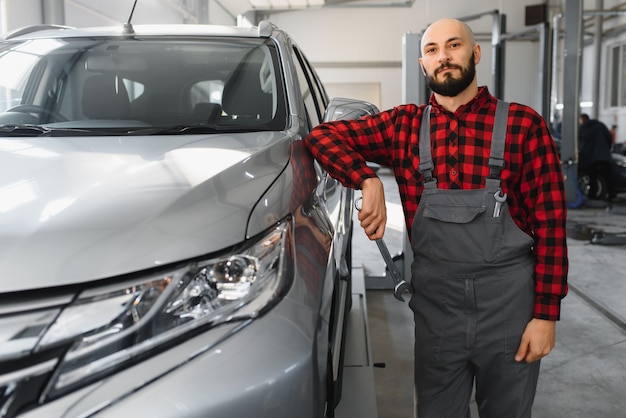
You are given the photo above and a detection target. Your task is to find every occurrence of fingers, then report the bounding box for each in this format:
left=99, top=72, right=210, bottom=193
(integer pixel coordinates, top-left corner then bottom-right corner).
left=515, top=341, right=547, bottom=363
left=515, top=341, right=551, bottom=363
left=514, top=336, right=530, bottom=363
left=358, top=177, right=386, bottom=240
left=515, top=319, right=556, bottom=363
left=358, top=208, right=386, bottom=240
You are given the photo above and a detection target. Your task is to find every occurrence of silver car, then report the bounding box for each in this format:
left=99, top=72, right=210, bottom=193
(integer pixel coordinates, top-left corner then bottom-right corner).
left=0, top=21, right=377, bottom=417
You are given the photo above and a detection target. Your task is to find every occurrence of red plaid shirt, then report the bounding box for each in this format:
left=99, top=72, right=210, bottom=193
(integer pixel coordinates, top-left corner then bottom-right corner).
left=305, top=87, right=568, bottom=320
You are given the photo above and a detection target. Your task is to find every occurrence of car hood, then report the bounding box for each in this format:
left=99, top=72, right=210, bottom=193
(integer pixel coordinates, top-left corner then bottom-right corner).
left=0, top=132, right=291, bottom=292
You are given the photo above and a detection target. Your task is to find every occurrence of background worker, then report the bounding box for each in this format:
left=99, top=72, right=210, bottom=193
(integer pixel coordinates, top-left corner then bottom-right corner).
left=578, top=113, right=615, bottom=200
left=305, top=18, right=568, bottom=417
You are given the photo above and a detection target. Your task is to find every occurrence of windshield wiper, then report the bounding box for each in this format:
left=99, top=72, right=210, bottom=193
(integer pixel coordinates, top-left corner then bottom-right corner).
left=126, top=125, right=224, bottom=135
left=0, top=124, right=93, bottom=137
left=0, top=124, right=264, bottom=137
left=125, top=124, right=272, bottom=135
left=0, top=124, right=51, bottom=136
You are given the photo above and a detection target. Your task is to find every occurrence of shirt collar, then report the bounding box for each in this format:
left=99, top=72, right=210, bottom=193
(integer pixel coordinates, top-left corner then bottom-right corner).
left=428, top=86, right=495, bottom=114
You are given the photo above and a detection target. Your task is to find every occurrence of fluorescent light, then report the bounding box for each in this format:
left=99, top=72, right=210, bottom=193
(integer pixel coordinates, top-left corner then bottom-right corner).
left=554, top=102, right=595, bottom=110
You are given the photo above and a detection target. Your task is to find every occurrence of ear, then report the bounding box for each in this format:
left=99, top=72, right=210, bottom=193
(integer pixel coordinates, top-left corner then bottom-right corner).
left=473, top=44, right=481, bottom=65
left=419, top=57, right=427, bottom=76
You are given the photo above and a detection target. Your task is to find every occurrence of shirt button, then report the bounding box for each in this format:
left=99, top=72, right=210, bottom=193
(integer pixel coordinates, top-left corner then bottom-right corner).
left=450, top=119, right=458, bottom=130
left=450, top=170, right=458, bottom=178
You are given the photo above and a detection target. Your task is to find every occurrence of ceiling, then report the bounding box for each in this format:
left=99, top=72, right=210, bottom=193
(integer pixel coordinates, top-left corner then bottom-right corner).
left=215, top=0, right=414, bottom=19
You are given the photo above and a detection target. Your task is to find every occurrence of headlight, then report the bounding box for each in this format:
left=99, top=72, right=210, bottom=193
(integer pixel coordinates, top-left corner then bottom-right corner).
left=18, top=219, right=293, bottom=400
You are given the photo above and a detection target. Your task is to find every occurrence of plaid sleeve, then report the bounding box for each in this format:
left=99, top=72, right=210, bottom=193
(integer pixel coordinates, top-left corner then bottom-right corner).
left=304, top=106, right=413, bottom=189
left=514, top=106, right=569, bottom=320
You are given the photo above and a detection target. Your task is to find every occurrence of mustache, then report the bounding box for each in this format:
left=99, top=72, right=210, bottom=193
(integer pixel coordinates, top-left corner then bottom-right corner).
left=435, top=63, right=462, bottom=74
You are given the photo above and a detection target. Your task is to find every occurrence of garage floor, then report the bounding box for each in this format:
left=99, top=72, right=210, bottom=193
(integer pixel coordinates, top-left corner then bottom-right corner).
left=349, top=167, right=626, bottom=418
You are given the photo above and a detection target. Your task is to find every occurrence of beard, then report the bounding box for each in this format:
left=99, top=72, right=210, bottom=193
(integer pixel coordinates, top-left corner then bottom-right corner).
left=425, top=53, right=476, bottom=97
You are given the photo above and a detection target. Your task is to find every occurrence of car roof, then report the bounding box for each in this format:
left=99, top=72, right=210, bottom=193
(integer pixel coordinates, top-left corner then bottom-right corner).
left=3, top=21, right=277, bottom=41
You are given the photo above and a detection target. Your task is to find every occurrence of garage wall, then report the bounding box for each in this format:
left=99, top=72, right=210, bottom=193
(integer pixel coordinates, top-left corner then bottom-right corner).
left=324, top=82, right=381, bottom=110
left=64, top=1, right=185, bottom=26
left=0, top=0, right=43, bottom=34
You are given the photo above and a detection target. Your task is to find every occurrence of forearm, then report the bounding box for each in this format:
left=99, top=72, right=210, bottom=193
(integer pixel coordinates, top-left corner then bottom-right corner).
left=305, top=124, right=378, bottom=189
left=304, top=107, right=405, bottom=188
left=525, top=128, right=569, bottom=320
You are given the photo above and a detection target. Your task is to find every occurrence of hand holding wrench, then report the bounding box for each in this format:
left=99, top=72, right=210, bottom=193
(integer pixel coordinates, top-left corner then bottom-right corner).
left=355, top=197, right=411, bottom=302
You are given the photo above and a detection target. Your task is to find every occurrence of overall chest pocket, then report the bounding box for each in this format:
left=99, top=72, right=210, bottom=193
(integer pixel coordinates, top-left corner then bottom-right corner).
left=423, top=204, right=485, bottom=223
left=418, top=202, right=503, bottom=264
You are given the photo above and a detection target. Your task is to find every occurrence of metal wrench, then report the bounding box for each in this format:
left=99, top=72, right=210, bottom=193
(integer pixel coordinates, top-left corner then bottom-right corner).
left=355, top=197, right=411, bottom=302
left=493, top=190, right=507, bottom=217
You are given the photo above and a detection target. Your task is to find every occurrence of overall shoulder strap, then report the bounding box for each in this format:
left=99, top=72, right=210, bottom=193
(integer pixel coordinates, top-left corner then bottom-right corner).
left=418, top=105, right=436, bottom=186
left=487, top=100, right=510, bottom=182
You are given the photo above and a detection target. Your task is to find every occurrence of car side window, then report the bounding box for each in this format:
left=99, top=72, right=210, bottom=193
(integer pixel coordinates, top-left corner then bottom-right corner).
left=0, top=46, right=42, bottom=112
left=298, top=49, right=328, bottom=115
left=292, top=47, right=323, bottom=129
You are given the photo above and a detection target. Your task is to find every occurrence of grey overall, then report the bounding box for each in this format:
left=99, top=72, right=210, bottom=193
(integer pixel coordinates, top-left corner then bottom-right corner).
left=409, top=101, right=540, bottom=418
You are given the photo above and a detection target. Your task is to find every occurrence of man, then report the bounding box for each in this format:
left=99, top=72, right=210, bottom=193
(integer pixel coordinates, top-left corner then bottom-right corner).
left=305, top=18, right=568, bottom=417
left=578, top=113, right=615, bottom=200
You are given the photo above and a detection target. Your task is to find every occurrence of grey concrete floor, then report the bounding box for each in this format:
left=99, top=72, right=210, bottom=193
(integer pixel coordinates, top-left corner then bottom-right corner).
left=354, top=167, right=626, bottom=418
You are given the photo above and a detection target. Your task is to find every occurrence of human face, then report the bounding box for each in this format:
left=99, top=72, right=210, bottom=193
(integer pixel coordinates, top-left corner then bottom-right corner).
left=419, top=19, right=480, bottom=98
left=425, top=52, right=476, bottom=97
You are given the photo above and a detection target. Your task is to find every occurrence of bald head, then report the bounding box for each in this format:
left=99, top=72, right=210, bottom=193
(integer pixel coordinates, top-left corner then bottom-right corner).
left=420, top=18, right=476, bottom=55
left=418, top=17, right=481, bottom=106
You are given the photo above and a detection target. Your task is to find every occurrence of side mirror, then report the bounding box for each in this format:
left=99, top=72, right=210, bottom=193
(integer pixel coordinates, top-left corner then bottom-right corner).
left=323, top=97, right=379, bottom=122
left=322, top=98, right=382, bottom=173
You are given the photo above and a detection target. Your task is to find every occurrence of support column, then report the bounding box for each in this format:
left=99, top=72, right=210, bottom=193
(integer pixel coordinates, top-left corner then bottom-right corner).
left=402, top=32, right=424, bottom=105
left=196, top=0, right=209, bottom=24
left=492, top=12, right=505, bottom=99
left=561, top=0, right=583, bottom=205
left=539, top=22, right=552, bottom=123
left=42, top=0, right=65, bottom=25
left=591, top=0, right=603, bottom=119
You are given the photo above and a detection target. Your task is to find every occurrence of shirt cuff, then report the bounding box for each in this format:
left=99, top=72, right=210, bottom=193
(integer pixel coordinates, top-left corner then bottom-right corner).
left=534, top=296, right=562, bottom=321
left=352, top=168, right=379, bottom=190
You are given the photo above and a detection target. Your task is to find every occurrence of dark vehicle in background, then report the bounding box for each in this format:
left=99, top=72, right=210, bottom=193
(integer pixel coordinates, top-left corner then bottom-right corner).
left=554, top=137, right=626, bottom=200
left=578, top=146, right=626, bottom=200
left=0, top=20, right=377, bottom=418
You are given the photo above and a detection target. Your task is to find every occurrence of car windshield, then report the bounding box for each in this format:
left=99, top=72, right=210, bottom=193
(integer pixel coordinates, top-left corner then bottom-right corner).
left=0, top=36, right=286, bottom=135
